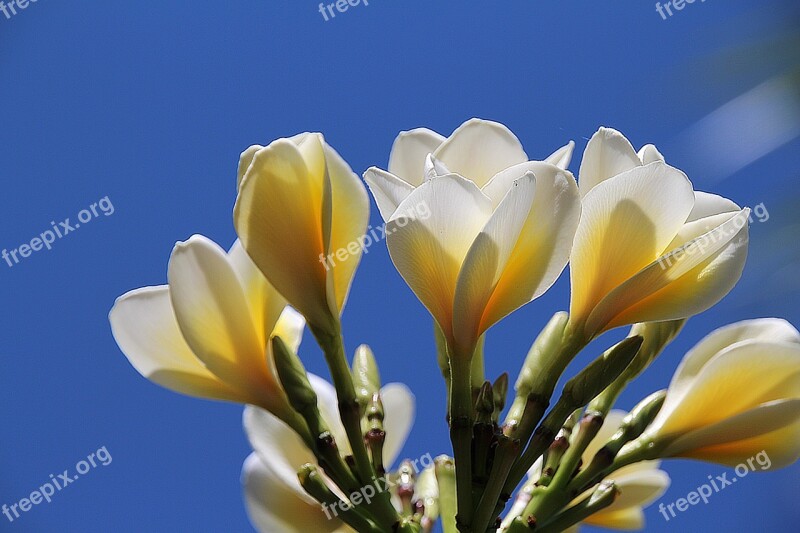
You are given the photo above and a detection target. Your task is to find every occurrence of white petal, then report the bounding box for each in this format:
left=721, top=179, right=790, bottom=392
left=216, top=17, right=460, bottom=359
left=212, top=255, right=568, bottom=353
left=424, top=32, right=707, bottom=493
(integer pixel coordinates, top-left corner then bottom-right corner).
left=380, top=383, right=416, bottom=467
left=242, top=453, right=343, bottom=533
left=272, top=307, right=306, bottom=354
left=364, top=167, right=416, bottom=221
left=238, top=145, right=263, bottom=190
left=637, top=144, right=665, bottom=165
left=424, top=153, right=452, bottom=181
left=434, top=119, right=528, bottom=188
left=388, top=128, right=446, bottom=186
left=244, top=406, right=317, bottom=505
left=578, top=127, right=642, bottom=196
left=605, top=469, right=670, bottom=512
left=109, top=286, right=241, bottom=402
left=687, top=191, right=741, bottom=222
left=545, top=141, right=575, bottom=170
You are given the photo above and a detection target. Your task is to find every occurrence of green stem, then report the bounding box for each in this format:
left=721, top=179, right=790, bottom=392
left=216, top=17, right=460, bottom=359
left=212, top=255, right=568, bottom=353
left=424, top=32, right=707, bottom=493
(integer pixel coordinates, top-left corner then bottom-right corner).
left=311, top=324, right=398, bottom=529
left=450, top=358, right=474, bottom=532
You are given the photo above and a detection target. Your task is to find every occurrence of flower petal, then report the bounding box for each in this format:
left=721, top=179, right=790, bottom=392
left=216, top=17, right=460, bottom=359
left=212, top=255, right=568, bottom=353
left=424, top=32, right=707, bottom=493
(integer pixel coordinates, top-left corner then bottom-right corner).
left=545, top=141, right=576, bottom=170
left=569, top=162, right=695, bottom=335
left=434, top=119, right=528, bottom=188
left=320, top=138, right=370, bottom=315
left=578, top=127, right=642, bottom=196
left=388, top=128, right=446, bottom=186
left=238, top=145, right=263, bottom=190
left=670, top=318, right=800, bottom=398
left=687, top=191, right=740, bottom=222
left=669, top=400, right=800, bottom=469
left=244, top=406, right=317, bottom=504
left=380, top=383, right=416, bottom=467
left=386, top=175, right=493, bottom=341
left=453, top=173, right=537, bottom=347
left=605, top=469, right=670, bottom=513
left=242, top=453, right=344, bottom=533
left=364, top=167, right=416, bottom=221
left=167, top=235, right=277, bottom=405
left=234, top=138, right=330, bottom=328
left=649, top=341, right=800, bottom=445
left=227, top=240, right=287, bottom=347
left=109, top=286, right=242, bottom=402
left=637, top=144, right=665, bottom=165
left=584, top=507, right=645, bottom=530
left=586, top=209, right=750, bottom=333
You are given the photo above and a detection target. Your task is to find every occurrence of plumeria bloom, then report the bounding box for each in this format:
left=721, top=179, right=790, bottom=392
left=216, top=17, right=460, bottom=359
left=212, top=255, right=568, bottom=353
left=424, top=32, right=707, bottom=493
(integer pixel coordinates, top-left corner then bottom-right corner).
left=234, top=133, right=369, bottom=334
left=503, top=411, right=670, bottom=532
left=242, top=377, right=415, bottom=533
left=110, top=235, right=307, bottom=432
left=364, top=119, right=582, bottom=357
left=631, top=318, right=800, bottom=468
left=570, top=127, right=751, bottom=339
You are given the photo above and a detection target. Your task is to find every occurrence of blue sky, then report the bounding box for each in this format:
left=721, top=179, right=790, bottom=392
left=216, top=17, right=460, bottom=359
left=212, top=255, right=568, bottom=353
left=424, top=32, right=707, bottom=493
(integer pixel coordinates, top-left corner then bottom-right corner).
left=1, top=1, right=798, bottom=531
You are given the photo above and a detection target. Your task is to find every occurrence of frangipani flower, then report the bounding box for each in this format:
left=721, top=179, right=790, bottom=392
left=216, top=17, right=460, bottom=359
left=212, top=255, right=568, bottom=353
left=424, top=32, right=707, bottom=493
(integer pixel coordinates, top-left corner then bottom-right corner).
left=504, top=411, right=669, bottom=532
left=570, top=127, right=750, bottom=339
left=234, top=133, right=369, bottom=333
left=636, top=318, right=800, bottom=468
left=242, top=376, right=415, bottom=533
left=110, top=235, right=305, bottom=427
left=364, top=119, right=582, bottom=355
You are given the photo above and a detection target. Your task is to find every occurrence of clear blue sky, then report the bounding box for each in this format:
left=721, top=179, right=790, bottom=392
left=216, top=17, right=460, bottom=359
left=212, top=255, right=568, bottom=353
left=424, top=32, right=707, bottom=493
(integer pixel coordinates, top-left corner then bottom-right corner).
left=1, top=1, right=798, bottom=531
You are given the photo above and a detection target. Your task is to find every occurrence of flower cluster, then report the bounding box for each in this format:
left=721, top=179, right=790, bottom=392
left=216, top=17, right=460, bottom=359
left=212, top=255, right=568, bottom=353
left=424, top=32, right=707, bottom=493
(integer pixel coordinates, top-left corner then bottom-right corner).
left=110, top=119, right=800, bottom=533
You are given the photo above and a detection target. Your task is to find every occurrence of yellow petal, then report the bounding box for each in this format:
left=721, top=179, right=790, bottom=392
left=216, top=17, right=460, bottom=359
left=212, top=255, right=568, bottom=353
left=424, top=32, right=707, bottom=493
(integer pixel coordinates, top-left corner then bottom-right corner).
left=586, top=209, right=750, bottom=333
left=569, top=162, right=695, bottom=336
left=388, top=128, right=446, bottom=186
left=320, top=138, right=370, bottom=315
left=109, top=286, right=243, bottom=403
left=386, top=174, right=492, bottom=343
left=272, top=307, right=306, bottom=354
left=668, top=399, right=800, bottom=468
left=227, top=240, right=287, bottom=348
left=453, top=172, right=537, bottom=348
left=583, top=507, right=645, bottom=530
left=234, top=138, right=330, bottom=328
left=434, top=119, right=528, bottom=188
left=670, top=318, right=800, bottom=395
left=167, top=235, right=278, bottom=406
left=578, top=127, right=642, bottom=196
left=649, top=341, right=800, bottom=444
